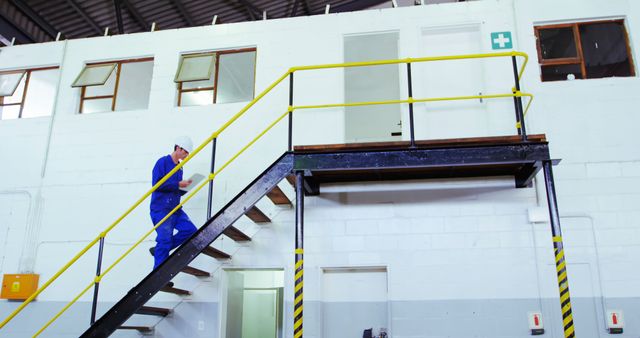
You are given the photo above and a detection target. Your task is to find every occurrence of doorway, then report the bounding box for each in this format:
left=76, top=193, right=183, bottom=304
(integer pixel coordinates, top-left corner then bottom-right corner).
left=344, top=32, right=402, bottom=142
left=224, top=269, right=284, bottom=338
left=416, top=24, right=487, bottom=139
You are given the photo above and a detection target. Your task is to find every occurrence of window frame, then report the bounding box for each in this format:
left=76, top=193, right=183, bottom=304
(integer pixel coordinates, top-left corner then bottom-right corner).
left=534, top=19, right=636, bottom=81
left=176, top=47, right=257, bottom=107
left=0, top=66, right=59, bottom=119
left=78, top=57, right=154, bottom=114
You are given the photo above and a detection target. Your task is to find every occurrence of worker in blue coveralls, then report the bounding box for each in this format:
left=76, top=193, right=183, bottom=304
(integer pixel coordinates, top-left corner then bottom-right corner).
left=149, top=136, right=197, bottom=272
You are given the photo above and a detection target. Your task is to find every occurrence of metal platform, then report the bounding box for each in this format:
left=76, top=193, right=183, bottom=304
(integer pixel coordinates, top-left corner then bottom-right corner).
left=293, top=134, right=552, bottom=194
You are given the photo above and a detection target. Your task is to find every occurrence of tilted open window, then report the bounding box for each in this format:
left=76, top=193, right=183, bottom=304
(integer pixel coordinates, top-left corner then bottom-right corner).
left=535, top=19, right=635, bottom=81
left=0, top=67, right=60, bottom=120
left=74, top=58, right=154, bottom=114
left=175, top=48, right=256, bottom=106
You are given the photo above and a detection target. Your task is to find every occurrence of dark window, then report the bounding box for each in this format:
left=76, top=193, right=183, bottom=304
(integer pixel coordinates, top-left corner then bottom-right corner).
left=535, top=20, right=635, bottom=82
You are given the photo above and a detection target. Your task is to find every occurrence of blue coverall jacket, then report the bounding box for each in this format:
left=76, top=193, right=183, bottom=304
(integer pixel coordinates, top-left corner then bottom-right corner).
left=149, top=155, right=196, bottom=269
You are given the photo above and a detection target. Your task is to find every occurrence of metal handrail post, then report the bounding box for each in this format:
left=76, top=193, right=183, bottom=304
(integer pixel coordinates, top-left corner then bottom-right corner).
left=511, top=56, right=527, bottom=141
left=288, top=73, right=294, bottom=151
left=407, top=63, right=416, bottom=147
left=90, top=237, right=105, bottom=324
left=207, top=138, right=217, bottom=219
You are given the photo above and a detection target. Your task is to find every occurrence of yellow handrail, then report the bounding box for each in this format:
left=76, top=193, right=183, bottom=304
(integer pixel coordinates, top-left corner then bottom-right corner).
left=3, top=51, right=533, bottom=336
left=290, top=51, right=529, bottom=81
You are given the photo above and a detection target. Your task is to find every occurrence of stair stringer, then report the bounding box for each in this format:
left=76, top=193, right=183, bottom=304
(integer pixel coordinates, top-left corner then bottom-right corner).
left=81, top=153, right=293, bottom=337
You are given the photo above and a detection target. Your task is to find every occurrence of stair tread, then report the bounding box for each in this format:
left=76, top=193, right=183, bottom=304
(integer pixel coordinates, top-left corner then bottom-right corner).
left=159, top=285, right=191, bottom=295
left=223, top=225, right=251, bottom=242
left=266, top=185, right=292, bottom=206
left=118, top=326, right=153, bottom=332
left=286, top=174, right=296, bottom=187
left=202, top=246, right=231, bottom=259
left=181, top=265, right=210, bottom=277
left=245, top=205, right=271, bottom=223
left=136, top=306, right=172, bottom=317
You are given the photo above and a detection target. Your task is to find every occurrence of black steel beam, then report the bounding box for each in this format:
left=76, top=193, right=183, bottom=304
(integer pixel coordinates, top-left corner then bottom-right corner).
left=301, top=0, right=312, bottom=15
left=236, top=0, right=263, bottom=20
left=80, top=154, right=294, bottom=337
left=113, top=0, right=124, bottom=34
left=121, top=0, right=150, bottom=31
left=9, top=0, right=57, bottom=39
left=288, top=0, right=300, bottom=17
left=329, top=0, right=389, bottom=14
left=168, top=0, right=196, bottom=26
left=0, top=12, right=35, bottom=43
left=66, top=0, right=103, bottom=35
left=294, top=143, right=551, bottom=171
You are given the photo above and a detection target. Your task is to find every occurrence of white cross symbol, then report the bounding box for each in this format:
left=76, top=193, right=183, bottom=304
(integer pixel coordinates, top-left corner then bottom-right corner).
left=493, top=33, right=510, bottom=48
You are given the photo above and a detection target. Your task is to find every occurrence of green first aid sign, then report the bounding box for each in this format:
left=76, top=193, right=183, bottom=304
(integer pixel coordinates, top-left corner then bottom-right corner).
left=491, top=32, right=513, bottom=49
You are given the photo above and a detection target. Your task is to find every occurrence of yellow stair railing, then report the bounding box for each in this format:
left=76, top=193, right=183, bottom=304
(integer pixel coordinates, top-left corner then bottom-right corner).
left=0, top=51, right=533, bottom=337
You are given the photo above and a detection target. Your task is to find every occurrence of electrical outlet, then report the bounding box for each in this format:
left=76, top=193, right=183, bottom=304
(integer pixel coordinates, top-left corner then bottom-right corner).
left=198, top=320, right=205, bottom=331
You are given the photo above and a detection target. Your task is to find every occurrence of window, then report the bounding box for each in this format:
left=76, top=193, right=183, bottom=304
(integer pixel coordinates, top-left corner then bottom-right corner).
left=73, top=58, right=154, bottom=114
left=175, top=48, right=256, bottom=106
left=535, top=20, right=635, bottom=82
left=0, top=67, right=60, bottom=120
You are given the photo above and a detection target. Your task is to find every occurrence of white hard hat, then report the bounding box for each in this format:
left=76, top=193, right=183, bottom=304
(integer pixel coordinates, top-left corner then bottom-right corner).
left=175, top=136, right=193, bottom=153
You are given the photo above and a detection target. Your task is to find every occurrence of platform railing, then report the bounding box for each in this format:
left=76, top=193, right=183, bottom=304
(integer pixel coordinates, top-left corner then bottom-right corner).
left=0, top=51, right=533, bottom=337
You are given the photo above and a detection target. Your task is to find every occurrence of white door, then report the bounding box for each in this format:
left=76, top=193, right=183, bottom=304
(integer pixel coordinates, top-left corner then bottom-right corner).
left=344, top=32, right=402, bottom=142
left=242, top=289, right=278, bottom=338
left=416, top=24, right=487, bottom=140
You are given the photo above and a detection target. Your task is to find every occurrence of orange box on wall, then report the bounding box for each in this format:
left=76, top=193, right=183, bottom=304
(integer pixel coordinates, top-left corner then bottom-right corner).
left=1, top=274, right=39, bottom=300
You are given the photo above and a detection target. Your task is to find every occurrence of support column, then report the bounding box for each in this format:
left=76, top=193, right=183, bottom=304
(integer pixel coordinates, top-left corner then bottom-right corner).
left=542, top=160, right=575, bottom=338
left=294, top=171, right=304, bottom=338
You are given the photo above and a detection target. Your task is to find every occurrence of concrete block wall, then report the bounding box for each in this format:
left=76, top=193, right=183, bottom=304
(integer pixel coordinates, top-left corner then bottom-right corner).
left=0, top=0, right=639, bottom=336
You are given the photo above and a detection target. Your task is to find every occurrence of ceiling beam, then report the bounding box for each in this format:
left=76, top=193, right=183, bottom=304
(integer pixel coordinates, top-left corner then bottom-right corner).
left=66, top=0, right=102, bottom=35
left=168, top=0, right=196, bottom=26
left=237, top=0, right=263, bottom=20
left=113, top=0, right=124, bottom=34
left=9, top=0, right=58, bottom=39
left=0, top=12, right=35, bottom=43
left=329, top=0, right=389, bottom=13
left=301, top=0, right=312, bottom=15
left=121, top=0, right=150, bottom=31
left=288, top=0, right=299, bottom=17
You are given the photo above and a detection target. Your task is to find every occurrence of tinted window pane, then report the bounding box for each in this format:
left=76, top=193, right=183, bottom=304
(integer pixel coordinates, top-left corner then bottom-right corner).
left=181, top=90, right=214, bottom=106
left=217, top=51, right=256, bottom=104
left=539, top=27, right=577, bottom=59
left=22, top=68, right=59, bottom=118
left=0, top=105, right=20, bottom=120
left=541, top=64, right=582, bottom=82
left=580, top=22, right=633, bottom=79
left=82, top=98, right=112, bottom=114
left=85, top=68, right=116, bottom=97
left=3, top=75, right=26, bottom=104
left=115, top=61, right=153, bottom=111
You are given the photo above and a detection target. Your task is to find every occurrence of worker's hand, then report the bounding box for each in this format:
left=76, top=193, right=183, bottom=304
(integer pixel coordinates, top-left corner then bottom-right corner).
left=179, top=179, right=193, bottom=188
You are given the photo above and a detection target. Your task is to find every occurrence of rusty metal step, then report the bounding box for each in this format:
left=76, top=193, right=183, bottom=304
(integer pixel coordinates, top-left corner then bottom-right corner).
left=266, top=185, right=292, bottom=206
left=118, top=326, right=153, bottom=333
left=223, top=225, right=251, bottom=242
left=159, top=285, right=191, bottom=296
left=245, top=205, right=271, bottom=223
left=181, top=266, right=210, bottom=277
left=135, top=306, right=171, bottom=317
left=202, top=246, right=231, bottom=259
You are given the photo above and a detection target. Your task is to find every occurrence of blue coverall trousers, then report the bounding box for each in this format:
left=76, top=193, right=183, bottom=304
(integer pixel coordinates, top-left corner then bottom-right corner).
left=150, top=208, right=196, bottom=269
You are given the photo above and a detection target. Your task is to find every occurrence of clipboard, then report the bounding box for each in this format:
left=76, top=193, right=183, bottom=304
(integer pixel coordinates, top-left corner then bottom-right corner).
left=179, top=173, right=205, bottom=192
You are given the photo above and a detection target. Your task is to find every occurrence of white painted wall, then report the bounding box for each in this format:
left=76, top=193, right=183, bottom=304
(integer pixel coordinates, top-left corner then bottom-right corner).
left=0, top=0, right=639, bottom=336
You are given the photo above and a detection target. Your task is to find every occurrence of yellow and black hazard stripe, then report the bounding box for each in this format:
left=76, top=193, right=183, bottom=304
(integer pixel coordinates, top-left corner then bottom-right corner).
left=553, top=236, right=575, bottom=338
left=294, top=248, right=303, bottom=338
